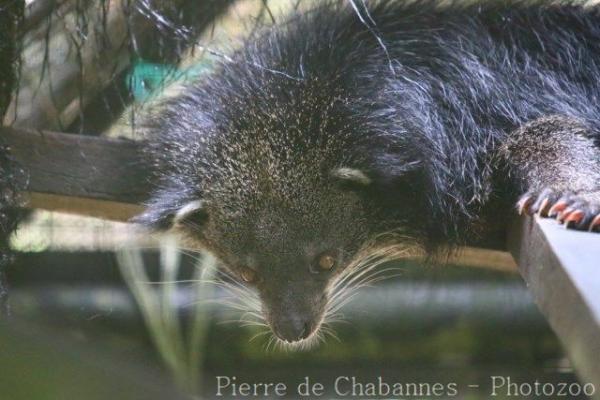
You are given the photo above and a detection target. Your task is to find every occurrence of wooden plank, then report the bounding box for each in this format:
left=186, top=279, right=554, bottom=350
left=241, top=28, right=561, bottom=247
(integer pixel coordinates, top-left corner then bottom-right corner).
left=0, top=126, right=152, bottom=221
left=509, top=215, right=600, bottom=389
left=403, top=246, right=517, bottom=273
left=26, top=193, right=144, bottom=222
left=446, top=247, right=517, bottom=272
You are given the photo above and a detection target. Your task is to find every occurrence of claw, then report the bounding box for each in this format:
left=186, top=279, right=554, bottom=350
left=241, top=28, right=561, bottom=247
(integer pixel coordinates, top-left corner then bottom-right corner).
left=564, top=210, right=585, bottom=228
left=557, top=207, right=574, bottom=223
left=517, top=189, right=599, bottom=233
left=536, top=198, right=552, bottom=216
left=589, top=215, right=600, bottom=232
left=548, top=201, right=569, bottom=218
left=518, top=196, right=533, bottom=215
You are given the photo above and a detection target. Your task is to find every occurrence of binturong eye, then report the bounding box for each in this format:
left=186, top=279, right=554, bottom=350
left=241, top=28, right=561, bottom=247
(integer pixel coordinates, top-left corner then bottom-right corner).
left=313, top=252, right=337, bottom=273
left=240, top=266, right=259, bottom=284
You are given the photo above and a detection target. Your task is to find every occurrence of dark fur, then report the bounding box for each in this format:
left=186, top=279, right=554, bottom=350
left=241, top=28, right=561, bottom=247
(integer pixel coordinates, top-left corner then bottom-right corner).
left=136, top=0, right=600, bottom=342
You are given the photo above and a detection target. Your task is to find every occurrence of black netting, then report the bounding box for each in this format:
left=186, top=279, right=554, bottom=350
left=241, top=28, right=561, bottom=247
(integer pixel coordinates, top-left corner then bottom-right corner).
left=7, top=0, right=276, bottom=134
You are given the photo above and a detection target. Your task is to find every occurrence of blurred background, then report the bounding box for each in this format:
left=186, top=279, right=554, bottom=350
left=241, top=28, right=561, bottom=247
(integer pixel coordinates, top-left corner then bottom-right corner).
left=0, top=0, right=592, bottom=399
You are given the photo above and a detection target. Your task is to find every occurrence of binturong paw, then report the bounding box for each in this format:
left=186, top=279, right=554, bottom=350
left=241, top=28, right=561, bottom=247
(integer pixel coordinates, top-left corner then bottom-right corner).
left=517, top=187, right=600, bottom=232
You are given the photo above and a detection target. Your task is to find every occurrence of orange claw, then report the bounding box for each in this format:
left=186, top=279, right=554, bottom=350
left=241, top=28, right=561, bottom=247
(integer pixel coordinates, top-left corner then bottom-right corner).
left=548, top=201, right=569, bottom=217
left=557, top=208, right=574, bottom=223
left=564, top=210, right=584, bottom=228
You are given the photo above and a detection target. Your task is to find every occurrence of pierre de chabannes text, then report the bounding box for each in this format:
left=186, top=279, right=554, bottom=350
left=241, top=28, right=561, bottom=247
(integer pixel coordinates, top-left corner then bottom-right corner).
left=215, top=376, right=596, bottom=398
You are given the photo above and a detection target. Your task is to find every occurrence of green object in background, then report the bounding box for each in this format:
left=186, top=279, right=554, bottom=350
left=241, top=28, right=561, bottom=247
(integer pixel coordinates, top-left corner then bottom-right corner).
left=127, top=58, right=214, bottom=102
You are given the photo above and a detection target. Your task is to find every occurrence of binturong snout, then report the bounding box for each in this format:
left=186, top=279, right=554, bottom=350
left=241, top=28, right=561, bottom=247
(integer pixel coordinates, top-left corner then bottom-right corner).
left=260, top=281, right=328, bottom=343
left=271, top=313, right=314, bottom=342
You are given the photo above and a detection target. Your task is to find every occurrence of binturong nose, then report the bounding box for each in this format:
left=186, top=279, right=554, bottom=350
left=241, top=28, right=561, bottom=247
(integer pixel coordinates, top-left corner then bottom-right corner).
left=273, top=315, right=313, bottom=342
left=260, top=277, right=327, bottom=343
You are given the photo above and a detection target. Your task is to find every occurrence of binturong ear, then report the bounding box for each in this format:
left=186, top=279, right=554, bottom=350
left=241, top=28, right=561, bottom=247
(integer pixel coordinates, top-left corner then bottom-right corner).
left=131, top=190, right=208, bottom=231
left=330, top=167, right=372, bottom=189
left=331, top=153, right=422, bottom=193
left=172, top=200, right=208, bottom=229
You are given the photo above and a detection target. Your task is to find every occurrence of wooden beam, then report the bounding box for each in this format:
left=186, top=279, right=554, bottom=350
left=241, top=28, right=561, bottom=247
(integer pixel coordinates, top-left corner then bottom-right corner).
left=402, top=246, right=517, bottom=273
left=509, top=215, right=600, bottom=388
left=1, top=126, right=152, bottom=221
left=26, top=193, right=144, bottom=222
left=446, top=246, right=517, bottom=272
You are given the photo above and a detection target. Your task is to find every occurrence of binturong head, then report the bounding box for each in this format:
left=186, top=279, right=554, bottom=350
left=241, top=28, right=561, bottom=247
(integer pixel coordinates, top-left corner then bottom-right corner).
left=134, top=158, right=388, bottom=345
left=133, top=44, right=425, bottom=346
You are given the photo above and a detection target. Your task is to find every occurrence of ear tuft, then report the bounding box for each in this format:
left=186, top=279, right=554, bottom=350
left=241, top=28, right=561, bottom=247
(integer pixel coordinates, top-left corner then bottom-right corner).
left=131, top=185, right=208, bottom=231
left=173, top=200, right=207, bottom=226
left=131, top=206, right=177, bottom=230
left=331, top=167, right=372, bottom=186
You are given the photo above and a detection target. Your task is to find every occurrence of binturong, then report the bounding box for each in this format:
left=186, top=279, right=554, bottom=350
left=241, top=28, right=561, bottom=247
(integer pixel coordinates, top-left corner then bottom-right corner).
left=134, top=0, right=600, bottom=346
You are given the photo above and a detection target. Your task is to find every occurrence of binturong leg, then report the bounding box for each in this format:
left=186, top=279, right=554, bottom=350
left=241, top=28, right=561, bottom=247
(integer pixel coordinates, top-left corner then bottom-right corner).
left=501, top=115, right=600, bottom=231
